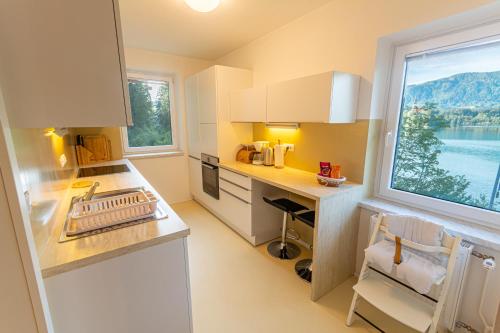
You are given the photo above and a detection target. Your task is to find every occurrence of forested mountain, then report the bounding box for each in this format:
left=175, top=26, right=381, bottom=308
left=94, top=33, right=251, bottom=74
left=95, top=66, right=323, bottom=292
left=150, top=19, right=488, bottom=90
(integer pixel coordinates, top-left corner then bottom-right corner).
left=403, top=71, right=500, bottom=109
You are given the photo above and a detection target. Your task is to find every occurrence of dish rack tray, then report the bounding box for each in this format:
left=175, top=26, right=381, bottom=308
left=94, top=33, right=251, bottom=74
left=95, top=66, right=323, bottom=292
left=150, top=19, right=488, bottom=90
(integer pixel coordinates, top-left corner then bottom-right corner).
left=67, top=190, right=158, bottom=235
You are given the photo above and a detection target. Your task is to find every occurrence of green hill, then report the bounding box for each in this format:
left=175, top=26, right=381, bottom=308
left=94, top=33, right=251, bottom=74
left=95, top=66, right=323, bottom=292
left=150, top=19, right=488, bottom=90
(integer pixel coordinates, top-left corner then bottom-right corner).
left=404, top=71, right=500, bottom=109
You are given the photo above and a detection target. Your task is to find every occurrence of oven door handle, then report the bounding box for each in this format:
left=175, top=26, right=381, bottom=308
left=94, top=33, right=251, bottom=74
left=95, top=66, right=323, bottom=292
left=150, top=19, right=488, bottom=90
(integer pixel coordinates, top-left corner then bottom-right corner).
left=202, top=163, right=217, bottom=170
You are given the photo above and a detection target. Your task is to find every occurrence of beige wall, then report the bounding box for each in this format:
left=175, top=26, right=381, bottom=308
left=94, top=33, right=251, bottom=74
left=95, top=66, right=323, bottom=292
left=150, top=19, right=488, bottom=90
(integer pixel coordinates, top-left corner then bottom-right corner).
left=218, top=0, right=491, bottom=187
left=76, top=48, right=213, bottom=204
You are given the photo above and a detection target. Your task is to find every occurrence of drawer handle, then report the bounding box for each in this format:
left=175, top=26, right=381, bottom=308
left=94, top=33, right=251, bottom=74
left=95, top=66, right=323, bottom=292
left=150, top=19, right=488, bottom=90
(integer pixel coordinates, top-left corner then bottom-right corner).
left=220, top=188, right=251, bottom=205
left=220, top=167, right=249, bottom=178
left=219, top=177, right=251, bottom=191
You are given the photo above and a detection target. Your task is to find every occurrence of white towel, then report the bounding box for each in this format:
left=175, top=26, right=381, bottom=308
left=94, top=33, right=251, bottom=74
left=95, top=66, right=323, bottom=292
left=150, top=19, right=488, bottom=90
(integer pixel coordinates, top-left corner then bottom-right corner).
left=365, top=239, right=447, bottom=294
left=385, top=214, right=443, bottom=247
left=364, top=240, right=408, bottom=274
left=396, top=252, right=447, bottom=294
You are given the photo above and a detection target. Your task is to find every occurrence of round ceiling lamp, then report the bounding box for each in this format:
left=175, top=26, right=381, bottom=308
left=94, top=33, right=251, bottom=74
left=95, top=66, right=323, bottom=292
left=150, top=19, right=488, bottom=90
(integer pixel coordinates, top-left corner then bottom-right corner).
left=184, top=0, right=220, bottom=12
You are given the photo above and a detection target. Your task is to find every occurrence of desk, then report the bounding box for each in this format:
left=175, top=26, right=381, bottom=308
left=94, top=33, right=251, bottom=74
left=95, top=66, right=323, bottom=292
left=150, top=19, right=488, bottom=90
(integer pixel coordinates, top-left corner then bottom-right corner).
left=219, top=162, right=365, bottom=300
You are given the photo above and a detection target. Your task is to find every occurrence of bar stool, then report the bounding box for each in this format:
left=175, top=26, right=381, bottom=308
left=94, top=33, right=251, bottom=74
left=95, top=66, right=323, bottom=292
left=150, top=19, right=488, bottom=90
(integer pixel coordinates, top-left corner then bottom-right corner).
left=263, top=197, right=308, bottom=259
left=292, top=210, right=315, bottom=282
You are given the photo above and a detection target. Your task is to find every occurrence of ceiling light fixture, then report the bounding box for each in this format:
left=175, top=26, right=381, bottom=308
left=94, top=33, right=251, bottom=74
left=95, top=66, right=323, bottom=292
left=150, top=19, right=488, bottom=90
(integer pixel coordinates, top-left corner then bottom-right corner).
left=184, top=0, right=220, bottom=13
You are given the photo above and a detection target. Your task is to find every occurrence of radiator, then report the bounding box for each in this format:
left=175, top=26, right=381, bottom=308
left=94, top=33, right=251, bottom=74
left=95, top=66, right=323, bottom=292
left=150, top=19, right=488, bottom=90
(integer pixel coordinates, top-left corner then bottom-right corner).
left=443, top=240, right=474, bottom=331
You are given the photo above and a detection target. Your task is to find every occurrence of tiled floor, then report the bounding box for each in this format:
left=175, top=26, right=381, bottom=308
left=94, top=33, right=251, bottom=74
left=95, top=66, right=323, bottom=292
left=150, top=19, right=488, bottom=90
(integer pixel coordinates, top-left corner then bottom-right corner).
left=172, top=200, right=416, bottom=333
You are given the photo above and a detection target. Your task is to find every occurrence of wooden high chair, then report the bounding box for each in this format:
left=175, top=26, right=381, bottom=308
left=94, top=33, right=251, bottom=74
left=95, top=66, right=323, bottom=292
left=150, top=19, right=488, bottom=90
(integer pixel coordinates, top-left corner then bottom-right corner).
left=346, top=213, right=461, bottom=333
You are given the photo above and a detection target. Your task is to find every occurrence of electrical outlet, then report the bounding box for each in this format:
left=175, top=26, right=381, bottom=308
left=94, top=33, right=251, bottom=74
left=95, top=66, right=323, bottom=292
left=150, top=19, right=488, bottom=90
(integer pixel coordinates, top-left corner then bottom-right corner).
left=285, top=143, right=295, bottom=152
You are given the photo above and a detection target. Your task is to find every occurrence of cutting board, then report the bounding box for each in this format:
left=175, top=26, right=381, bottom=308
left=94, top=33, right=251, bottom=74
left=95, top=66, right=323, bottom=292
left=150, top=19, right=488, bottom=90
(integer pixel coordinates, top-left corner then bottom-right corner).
left=76, top=135, right=112, bottom=166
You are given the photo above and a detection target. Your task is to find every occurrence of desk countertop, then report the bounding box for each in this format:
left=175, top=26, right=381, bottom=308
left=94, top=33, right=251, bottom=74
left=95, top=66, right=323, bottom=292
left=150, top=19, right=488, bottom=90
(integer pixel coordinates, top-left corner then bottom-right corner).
left=219, top=161, right=362, bottom=200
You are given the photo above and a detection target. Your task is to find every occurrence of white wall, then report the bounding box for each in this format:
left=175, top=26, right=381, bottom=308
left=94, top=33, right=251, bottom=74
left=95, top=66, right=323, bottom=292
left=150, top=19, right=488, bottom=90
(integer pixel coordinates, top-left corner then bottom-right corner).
left=217, top=0, right=492, bottom=119
left=118, top=48, right=213, bottom=204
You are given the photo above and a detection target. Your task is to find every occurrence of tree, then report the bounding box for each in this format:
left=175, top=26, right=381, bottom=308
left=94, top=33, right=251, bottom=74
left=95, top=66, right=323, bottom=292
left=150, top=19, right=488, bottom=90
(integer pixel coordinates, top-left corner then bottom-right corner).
left=154, top=84, right=173, bottom=145
left=392, top=103, right=473, bottom=204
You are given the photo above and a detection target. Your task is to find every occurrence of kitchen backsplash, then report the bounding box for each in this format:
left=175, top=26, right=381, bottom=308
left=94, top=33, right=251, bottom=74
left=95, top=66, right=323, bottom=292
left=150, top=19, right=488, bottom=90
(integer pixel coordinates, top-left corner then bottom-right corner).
left=10, top=128, right=77, bottom=238
left=253, top=120, right=377, bottom=184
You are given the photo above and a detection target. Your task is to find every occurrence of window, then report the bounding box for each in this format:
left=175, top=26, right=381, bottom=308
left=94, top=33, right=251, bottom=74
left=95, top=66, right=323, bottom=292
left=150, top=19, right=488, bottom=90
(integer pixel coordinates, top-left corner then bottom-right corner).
left=378, top=22, right=500, bottom=225
left=121, top=73, right=178, bottom=155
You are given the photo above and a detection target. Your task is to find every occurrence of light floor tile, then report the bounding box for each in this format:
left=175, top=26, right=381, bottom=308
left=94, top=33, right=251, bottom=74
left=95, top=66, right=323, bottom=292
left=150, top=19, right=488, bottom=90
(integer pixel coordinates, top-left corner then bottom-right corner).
left=172, top=200, right=416, bottom=333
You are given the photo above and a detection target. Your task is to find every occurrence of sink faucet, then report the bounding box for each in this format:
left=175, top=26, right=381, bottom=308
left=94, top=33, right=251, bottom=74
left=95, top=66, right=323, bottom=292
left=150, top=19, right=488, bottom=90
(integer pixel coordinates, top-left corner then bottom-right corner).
left=83, top=182, right=100, bottom=201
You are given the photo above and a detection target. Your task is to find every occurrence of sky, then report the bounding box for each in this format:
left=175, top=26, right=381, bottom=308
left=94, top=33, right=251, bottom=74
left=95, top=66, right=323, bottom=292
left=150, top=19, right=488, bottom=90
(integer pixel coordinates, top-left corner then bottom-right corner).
left=405, top=40, right=500, bottom=85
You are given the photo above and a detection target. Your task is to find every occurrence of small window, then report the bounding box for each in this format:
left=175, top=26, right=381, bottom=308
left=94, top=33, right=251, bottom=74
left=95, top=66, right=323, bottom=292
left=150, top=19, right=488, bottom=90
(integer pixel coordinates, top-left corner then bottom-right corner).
left=121, top=73, right=178, bottom=155
left=378, top=23, right=500, bottom=225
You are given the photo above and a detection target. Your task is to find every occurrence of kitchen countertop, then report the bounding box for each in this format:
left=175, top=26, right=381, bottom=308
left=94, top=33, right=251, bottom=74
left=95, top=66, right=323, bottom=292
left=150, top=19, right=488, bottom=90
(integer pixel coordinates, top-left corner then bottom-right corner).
left=37, top=159, right=190, bottom=278
left=219, top=161, right=362, bottom=200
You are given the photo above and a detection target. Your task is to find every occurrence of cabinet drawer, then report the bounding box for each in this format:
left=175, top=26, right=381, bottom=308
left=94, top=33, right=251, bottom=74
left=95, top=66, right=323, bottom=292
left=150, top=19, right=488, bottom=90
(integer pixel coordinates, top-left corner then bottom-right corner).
left=219, top=190, right=252, bottom=237
left=219, top=168, right=251, bottom=190
left=219, top=179, right=251, bottom=203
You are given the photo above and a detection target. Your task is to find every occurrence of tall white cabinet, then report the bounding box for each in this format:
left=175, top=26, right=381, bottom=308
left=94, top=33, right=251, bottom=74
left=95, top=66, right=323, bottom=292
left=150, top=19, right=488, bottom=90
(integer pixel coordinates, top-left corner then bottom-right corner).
left=0, top=0, right=131, bottom=128
left=185, top=66, right=254, bottom=219
left=185, top=65, right=253, bottom=161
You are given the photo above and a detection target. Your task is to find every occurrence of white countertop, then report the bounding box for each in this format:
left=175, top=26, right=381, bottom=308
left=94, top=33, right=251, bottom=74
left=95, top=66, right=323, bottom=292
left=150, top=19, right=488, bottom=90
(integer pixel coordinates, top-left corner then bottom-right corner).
left=219, top=161, right=362, bottom=200
left=37, top=159, right=190, bottom=278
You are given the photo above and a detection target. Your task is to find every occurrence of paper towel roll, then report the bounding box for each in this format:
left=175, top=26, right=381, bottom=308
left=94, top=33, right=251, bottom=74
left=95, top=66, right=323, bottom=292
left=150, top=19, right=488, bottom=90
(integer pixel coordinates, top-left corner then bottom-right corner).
left=274, top=144, right=285, bottom=169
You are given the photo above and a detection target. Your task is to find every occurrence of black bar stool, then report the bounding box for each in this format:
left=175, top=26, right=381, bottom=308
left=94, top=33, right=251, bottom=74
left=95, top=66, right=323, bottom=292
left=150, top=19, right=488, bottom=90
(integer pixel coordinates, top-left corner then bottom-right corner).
left=263, top=197, right=308, bottom=260
left=292, top=210, right=315, bottom=282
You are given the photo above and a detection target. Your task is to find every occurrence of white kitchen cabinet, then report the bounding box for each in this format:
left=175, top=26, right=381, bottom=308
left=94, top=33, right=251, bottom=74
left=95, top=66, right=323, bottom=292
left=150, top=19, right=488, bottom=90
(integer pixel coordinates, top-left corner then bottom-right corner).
left=230, top=86, right=267, bottom=122
left=197, top=67, right=217, bottom=124
left=184, top=66, right=253, bottom=160
left=199, top=123, right=218, bottom=157
left=188, top=156, right=202, bottom=198
left=185, top=76, right=201, bottom=158
left=0, top=0, right=131, bottom=128
left=44, top=238, right=192, bottom=333
left=266, top=71, right=360, bottom=123
left=219, top=189, right=253, bottom=237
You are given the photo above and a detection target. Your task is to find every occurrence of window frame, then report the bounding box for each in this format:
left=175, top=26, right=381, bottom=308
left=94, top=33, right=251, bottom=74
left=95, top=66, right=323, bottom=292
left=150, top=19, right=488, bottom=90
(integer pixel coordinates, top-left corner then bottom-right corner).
left=376, top=21, right=500, bottom=227
left=121, top=72, right=179, bottom=155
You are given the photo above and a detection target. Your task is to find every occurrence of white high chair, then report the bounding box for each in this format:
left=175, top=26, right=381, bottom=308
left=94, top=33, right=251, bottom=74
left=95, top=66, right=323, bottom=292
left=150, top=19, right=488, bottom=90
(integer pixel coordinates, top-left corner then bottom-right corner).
left=346, top=213, right=461, bottom=333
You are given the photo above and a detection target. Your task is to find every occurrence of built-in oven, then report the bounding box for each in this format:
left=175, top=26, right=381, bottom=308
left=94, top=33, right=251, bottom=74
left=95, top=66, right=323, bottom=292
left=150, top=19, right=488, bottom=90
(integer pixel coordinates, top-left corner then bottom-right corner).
left=201, top=153, right=219, bottom=199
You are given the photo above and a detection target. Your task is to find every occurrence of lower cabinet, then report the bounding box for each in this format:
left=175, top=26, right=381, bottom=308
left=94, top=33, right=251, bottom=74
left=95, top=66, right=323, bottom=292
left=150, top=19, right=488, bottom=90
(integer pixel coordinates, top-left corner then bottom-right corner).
left=219, top=188, right=252, bottom=237
left=188, top=156, right=202, bottom=198
left=44, top=238, right=192, bottom=333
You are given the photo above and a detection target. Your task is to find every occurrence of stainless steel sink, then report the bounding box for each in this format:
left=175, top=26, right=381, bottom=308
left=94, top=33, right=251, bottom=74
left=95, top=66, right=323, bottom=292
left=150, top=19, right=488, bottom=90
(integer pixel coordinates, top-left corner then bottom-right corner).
left=59, top=187, right=167, bottom=242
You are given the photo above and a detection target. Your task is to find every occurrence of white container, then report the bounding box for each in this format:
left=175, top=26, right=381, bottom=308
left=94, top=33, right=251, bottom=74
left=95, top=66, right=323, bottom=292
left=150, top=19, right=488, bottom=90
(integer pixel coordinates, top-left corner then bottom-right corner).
left=274, top=144, right=286, bottom=169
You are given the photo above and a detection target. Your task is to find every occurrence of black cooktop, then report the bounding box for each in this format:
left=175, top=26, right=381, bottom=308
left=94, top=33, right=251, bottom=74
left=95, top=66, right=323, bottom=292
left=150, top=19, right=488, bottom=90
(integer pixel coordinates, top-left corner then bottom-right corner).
left=77, top=164, right=130, bottom=178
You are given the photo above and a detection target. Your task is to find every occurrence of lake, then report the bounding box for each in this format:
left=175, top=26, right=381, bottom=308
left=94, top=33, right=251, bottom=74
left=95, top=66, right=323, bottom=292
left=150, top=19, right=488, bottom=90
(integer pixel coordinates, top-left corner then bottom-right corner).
left=435, top=127, right=499, bottom=209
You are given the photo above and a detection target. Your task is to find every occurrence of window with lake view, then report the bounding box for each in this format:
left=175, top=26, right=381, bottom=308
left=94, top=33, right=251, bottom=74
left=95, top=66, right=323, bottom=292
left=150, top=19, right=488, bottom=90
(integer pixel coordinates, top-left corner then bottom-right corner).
left=391, top=40, right=500, bottom=214
left=122, top=75, right=177, bottom=154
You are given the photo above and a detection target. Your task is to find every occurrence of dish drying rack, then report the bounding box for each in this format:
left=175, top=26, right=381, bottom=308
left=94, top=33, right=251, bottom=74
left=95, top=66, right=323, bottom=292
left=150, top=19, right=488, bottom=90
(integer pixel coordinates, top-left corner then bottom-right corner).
left=67, top=189, right=159, bottom=236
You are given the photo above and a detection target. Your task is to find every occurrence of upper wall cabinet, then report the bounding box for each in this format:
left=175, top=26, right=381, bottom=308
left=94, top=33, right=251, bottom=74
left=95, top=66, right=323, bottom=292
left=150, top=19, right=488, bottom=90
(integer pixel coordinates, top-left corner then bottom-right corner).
left=267, top=71, right=360, bottom=123
left=229, top=71, right=360, bottom=124
left=230, top=86, right=267, bottom=122
left=0, top=0, right=131, bottom=128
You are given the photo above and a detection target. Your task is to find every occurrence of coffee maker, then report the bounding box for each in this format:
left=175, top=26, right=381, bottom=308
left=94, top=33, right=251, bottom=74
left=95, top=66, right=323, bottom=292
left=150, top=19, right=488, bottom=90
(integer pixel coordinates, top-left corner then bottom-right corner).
left=252, top=141, right=269, bottom=165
